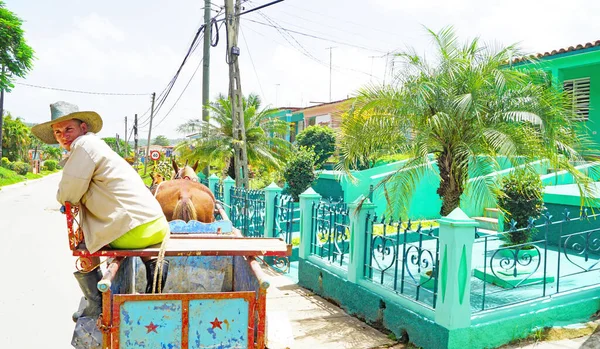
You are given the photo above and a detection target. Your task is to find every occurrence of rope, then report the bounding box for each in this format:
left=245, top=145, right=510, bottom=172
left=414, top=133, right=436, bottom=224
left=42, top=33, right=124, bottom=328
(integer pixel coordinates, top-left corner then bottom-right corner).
left=151, top=230, right=170, bottom=293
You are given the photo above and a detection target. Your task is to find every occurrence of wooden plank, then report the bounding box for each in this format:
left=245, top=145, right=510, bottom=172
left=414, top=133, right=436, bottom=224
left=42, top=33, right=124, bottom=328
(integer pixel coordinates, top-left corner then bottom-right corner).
left=73, top=237, right=291, bottom=258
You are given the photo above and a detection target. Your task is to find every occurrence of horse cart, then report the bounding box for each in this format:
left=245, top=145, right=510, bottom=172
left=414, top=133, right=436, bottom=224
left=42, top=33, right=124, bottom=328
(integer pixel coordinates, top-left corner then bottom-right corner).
left=64, top=202, right=290, bottom=349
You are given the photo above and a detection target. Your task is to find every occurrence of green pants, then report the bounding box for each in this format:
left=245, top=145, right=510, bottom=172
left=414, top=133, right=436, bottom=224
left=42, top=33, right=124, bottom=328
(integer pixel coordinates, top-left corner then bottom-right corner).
left=109, top=216, right=169, bottom=249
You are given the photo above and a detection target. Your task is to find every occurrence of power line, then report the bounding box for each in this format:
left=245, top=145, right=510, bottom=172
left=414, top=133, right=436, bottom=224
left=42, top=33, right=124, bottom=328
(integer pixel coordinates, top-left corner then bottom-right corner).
left=153, top=56, right=205, bottom=130
left=248, top=13, right=379, bottom=80
left=240, top=25, right=265, bottom=99
left=14, top=82, right=151, bottom=96
left=243, top=17, right=387, bottom=53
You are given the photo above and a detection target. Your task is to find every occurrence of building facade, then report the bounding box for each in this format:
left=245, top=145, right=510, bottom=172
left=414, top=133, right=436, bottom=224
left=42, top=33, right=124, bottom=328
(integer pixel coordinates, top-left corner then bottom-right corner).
left=513, top=40, right=600, bottom=144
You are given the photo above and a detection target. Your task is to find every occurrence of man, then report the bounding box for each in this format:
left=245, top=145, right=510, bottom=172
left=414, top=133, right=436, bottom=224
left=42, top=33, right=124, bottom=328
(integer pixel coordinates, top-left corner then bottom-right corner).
left=31, top=101, right=170, bottom=321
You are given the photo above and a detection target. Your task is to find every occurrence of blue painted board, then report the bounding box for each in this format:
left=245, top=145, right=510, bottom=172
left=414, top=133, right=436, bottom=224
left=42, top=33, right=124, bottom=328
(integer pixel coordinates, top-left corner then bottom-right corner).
left=169, top=219, right=233, bottom=234
left=189, top=298, right=250, bottom=349
left=119, top=300, right=182, bottom=349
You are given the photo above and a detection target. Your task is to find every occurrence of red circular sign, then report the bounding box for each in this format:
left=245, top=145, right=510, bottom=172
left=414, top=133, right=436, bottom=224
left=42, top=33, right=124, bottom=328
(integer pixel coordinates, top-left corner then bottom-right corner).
left=150, top=150, right=161, bottom=161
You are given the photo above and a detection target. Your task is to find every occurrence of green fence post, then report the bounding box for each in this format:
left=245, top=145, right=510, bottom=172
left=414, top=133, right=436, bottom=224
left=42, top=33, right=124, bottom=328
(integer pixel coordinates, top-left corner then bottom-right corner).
left=347, top=195, right=376, bottom=283
left=197, top=171, right=206, bottom=182
left=223, top=176, right=235, bottom=218
left=435, top=207, right=477, bottom=329
left=299, top=188, right=321, bottom=259
left=208, top=174, right=219, bottom=193
left=264, top=182, right=282, bottom=238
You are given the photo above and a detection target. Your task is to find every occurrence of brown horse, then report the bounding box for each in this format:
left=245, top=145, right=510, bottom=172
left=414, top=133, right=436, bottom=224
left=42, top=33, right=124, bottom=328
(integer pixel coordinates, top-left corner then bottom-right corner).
left=153, top=161, right=216, bottom=223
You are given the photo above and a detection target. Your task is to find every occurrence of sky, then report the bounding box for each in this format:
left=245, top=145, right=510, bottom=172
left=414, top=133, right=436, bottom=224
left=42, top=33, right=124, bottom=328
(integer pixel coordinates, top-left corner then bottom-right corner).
left=4, top=0, right=600, bottom=140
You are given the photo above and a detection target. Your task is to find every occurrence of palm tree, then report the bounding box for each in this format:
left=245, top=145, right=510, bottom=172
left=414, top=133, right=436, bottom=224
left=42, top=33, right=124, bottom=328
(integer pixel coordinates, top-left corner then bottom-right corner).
left=1, top=112, right=31, bottom=161
left=345, top=27, right=599, bottom=217
left=176, top=93, right=292, bottom=179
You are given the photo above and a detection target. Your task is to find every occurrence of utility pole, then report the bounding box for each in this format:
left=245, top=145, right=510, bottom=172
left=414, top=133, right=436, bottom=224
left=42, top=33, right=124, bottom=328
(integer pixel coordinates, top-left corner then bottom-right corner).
left=115, top=133, right=121, bottom=153
left=327, top=47, right=335, bottom=102
left=225, top=0, right=249, bottom=188
left=202, top=0, right=211, bottom=124
left=124, top=116, right=128, bottom=156
left=275, top=83, right=280, bottom=107
left=144, top=92, right=156, bottom=175
left=134, top=114, right=139, bottom=170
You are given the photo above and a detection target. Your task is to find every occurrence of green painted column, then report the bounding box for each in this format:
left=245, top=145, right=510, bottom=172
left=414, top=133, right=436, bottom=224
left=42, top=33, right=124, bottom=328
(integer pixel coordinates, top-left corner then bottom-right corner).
left=299, top=187, right=321, bottom=259
left=208, top=174, right=219, bottom=193
left=223, top=176, right=235, bottom=217
left=347, top=195, right=376, bottom=283
left=197, top=171, right=206, bottom=181
left=435, top=207, right=477, bottom=330
left=264, top=182, right=283, bottom=238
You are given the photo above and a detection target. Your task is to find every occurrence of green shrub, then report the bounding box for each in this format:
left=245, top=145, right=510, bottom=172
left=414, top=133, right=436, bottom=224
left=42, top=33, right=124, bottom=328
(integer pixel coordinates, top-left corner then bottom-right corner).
left=11, top=161, right=31, bottom=175
left=44, top=160, right=58, bottom=171
left=1, top=157, right=10, bottom=168
left=283, top=146, right=316, bottom=201
left=296, top=125, right=336, bottom=168
left=498, top=171, right=544, bottom=246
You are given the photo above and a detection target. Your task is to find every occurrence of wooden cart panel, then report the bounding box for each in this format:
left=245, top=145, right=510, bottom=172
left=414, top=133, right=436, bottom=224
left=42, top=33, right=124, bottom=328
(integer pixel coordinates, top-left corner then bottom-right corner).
left=112, top=292, right=255, bottom=349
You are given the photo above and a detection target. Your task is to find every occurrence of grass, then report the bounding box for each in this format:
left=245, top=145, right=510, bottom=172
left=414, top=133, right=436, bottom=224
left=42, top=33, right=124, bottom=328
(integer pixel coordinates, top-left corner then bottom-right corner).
left=136, top=166, right=153, bottom=186
left=0, top=167, right=60, bottom=187
left=372, top=219, right=439, bottom=236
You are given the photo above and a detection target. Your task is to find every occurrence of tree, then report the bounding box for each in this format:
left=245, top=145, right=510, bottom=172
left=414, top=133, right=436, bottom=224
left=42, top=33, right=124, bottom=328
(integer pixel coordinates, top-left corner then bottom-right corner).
left=0, top=1, right=35, bottom=159
left=337, top=107, right=405, bottom=170
left=175, top=93, right=292, bottom=179
left=41, top=144, right=62, bottom=161
left=296, top=125, right=336, bottom=168
left=1, top=112, right=30, bottom=161
left=102, top=137, right=127, bottom=157
left=348, top=27, right=599, bottom=217
left=153, top=135, right=170, bottom=146
left=283, top=146, right=316, bottom=201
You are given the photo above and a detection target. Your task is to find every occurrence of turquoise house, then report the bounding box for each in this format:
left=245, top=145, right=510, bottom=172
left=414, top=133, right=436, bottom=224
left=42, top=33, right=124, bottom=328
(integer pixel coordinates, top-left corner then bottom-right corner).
left=512, top=40, right=600, bottom=144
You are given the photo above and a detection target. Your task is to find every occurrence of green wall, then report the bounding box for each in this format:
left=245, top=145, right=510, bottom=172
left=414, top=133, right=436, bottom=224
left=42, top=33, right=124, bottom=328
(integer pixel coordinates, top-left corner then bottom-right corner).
left=562, top=64, right=600, bottom=145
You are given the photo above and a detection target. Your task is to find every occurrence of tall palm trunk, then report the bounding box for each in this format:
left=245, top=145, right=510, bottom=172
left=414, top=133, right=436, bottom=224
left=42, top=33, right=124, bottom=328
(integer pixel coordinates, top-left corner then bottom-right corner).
left=436, top=151, right=464, bottom=216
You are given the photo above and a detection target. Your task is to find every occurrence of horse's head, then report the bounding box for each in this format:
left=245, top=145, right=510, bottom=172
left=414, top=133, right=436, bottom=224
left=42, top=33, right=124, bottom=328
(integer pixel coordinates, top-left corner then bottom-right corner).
left=173, top=159, right=199, bottom=182
left=150, top=172, right=165, bottom=187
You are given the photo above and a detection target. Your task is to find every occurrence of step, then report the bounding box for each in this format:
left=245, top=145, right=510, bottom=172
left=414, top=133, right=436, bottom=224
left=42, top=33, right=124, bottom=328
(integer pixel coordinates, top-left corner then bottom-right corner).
left=473, top=216, right=499, bottom=230
left=475, top=228, right=500, bottom=237
left=484, top=207, right=500, bottom=219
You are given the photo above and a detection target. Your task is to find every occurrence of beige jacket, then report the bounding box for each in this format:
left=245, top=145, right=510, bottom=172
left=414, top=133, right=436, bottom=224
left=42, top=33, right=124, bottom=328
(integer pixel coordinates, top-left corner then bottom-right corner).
left=57, top=133, right=164, bottom=253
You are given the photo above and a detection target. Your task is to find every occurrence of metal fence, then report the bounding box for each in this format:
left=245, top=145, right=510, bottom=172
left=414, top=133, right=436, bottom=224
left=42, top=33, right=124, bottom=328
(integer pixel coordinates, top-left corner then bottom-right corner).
left=199, top=177, right=209, bottom=187
left=214, top=181, right=224, bottom=202
left=472, top=208, right=600, bottom=313
left=273, top=193, right=296, bottom=245
left=310, top=199, right=350, bottom=269
left=364, top=217, right=440, bottom=309
left=230, top=187, right=266, bottom=237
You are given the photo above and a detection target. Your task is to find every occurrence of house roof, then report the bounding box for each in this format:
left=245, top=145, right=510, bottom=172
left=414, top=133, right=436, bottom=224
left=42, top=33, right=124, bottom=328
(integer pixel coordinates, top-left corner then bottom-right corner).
left=299, top=98, right=353, bottom=112
left=511, top=40, right=600, bottom=64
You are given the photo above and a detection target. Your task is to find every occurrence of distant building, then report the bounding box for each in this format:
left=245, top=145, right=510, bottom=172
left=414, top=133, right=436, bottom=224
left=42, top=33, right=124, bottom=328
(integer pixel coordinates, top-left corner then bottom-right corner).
left=271, top=98, right=353, bottom=142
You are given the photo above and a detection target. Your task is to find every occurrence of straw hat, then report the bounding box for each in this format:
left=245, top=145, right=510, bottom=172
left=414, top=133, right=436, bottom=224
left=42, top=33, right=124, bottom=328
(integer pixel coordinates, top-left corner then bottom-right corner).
left=31, top=101, right=103, bottom=144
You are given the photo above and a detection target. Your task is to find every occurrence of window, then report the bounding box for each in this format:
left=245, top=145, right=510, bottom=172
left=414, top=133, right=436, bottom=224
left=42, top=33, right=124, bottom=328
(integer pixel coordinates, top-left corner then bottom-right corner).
left=564, top=77, right=590, bottom=121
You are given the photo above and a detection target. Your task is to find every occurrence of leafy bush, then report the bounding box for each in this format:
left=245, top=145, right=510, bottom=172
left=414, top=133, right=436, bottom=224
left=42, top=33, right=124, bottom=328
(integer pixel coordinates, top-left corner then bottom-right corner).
left=498, top=171, right=544, bottom=246
left=11, top=161, right=31, bottom=175
left=283, top=146, right=316, bottom=201
left=43, top=159, right=58, bottom=171
left=296, top=125, right=336, bottom=168
left=1, top=157, right=10, bottom=168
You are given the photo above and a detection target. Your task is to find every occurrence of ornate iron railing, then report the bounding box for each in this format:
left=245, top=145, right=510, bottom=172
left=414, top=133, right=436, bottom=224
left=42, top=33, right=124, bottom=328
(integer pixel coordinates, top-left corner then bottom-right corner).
left=199, top=177, right=209, bottom=187
left=310, top=199, right=350, bottom=269
left=363, top=216, right=440, bottom=309
left=214, top=181, right=224, bottom=202
left=230, top=187, right=266, bottom=238
left=472, top=208, right=600, bottom=312
left=273, top=193, right=295, bottom=244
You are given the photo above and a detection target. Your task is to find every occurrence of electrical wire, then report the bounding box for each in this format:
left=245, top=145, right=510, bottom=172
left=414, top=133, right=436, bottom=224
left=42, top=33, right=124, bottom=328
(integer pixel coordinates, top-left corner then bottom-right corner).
left=243, top=17, right=387, bottom=53
left=240, top=25, right=266, bottom=99
left=14, top=82, right=151, bottom=96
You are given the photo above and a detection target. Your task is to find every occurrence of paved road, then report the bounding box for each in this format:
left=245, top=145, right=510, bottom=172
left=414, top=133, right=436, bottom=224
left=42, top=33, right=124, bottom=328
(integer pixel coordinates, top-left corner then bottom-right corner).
left=0, top=173, right=81, bottom=348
